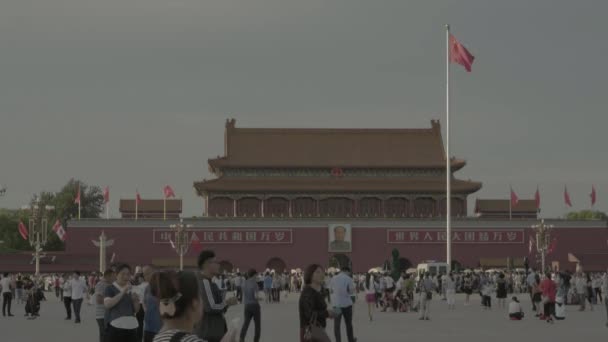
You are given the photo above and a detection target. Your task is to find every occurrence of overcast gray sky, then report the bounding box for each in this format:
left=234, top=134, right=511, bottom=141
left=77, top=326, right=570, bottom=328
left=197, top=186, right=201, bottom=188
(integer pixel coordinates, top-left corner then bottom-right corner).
left=1, top=0, right=606, bottom=218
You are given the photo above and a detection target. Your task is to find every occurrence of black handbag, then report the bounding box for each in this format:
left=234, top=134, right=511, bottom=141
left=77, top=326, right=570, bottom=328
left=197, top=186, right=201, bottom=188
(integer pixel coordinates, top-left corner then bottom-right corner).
left=303, top=312, right=331, bottom=342
left=197, top=313, right=227, bottom=341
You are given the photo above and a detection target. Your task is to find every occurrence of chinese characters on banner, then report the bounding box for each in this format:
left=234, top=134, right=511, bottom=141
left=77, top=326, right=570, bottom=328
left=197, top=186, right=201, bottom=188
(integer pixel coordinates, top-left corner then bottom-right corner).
left=153, top=229, right=293, bottom=244
left=387, top=229, right=524, bottom=244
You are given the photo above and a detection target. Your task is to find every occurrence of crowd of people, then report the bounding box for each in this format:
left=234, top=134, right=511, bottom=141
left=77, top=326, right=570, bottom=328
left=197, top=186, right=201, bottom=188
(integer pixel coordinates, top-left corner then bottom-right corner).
left=1, top=259, right=608, bottom=342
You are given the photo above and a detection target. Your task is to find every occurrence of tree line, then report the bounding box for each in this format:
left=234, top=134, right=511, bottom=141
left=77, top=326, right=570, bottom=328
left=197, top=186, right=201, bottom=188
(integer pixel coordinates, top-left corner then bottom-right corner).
left=0, top=179, right=104, bottom=252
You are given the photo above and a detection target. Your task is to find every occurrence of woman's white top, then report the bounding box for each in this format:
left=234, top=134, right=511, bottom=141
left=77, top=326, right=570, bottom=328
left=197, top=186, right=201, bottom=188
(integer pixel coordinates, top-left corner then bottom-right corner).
left=364, top=276, right=376, bottom=294
left=508, top=301, right=522, bottom=314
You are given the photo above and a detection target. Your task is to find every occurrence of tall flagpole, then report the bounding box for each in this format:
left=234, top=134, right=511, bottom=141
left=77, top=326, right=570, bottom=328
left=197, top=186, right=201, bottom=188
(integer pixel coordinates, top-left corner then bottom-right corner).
left=106, top=202, right=109, bottom=220
left=163, top=196, right=167, bottom=221
left=446, top=24, right=452, bottom=271
left=509, top=185, right=512, bottom=220
left=135, top=190, right=139, bottom=221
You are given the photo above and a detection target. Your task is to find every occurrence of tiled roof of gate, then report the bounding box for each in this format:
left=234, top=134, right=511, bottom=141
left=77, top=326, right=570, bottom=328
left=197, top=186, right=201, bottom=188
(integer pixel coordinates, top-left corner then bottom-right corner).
left=194, top=177, right=482, bottom=195
left=208, top=119, right=467, bottom=171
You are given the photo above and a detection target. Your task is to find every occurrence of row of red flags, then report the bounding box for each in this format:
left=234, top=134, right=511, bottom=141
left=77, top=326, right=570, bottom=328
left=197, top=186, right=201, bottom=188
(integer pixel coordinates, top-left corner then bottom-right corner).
left=18, top=219, right=66, bottom=242
left=74, top=184, right=177, bottom=206
left=18, top=185, right=177, bottom=241
left=510, top=186, right=598, bottom=209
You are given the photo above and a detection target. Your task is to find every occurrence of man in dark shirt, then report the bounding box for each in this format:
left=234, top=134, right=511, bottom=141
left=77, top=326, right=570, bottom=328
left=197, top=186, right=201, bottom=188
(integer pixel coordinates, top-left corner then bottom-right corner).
left=195, top=250, right=238, bottom=342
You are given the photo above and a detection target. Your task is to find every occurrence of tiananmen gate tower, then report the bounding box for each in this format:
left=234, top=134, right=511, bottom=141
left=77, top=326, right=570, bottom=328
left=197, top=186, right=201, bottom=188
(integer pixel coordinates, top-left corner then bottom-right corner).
left=2, top=119, right=607, bottom=274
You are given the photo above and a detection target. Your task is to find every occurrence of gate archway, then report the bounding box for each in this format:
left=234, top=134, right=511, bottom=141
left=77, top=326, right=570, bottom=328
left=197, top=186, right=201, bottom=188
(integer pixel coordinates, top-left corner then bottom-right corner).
left=329, top=254, right=352, bottom=270
left=219, top=260, right=234, bottom=273
left=266, top=257, right=287, bottom=273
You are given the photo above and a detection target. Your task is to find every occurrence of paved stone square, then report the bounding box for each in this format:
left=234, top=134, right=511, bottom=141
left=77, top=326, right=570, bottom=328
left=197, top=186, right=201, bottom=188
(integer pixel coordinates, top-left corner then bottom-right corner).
left=0, top=292, right=606, bottom=341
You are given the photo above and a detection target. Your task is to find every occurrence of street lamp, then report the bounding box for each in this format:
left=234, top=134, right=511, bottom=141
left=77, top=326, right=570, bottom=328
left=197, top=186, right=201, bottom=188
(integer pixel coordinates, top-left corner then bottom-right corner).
left=531, top=219, right=554, bottom=273
left=0, top=185, right=6, bottom=197
left=169, top=218, right=193, bottom=271
left=21, top=201, right=55, bottom=276
left=92, top=231, right=115, bottom=273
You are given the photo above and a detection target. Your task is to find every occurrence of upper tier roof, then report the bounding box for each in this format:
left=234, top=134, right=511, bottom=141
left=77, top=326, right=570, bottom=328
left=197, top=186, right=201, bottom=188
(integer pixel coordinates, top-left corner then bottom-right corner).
left=208, top=119, right=467, bottom=172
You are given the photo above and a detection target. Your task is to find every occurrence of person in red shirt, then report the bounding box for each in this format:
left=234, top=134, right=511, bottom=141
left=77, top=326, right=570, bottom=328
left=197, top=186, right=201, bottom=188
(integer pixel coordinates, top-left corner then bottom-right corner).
left=539, top=272, right=557, bottom=323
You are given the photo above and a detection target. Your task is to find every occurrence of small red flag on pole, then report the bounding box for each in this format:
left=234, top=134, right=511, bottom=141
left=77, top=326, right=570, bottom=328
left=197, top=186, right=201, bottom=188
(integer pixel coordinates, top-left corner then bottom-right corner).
left=52, top=220, right=67, bottom=241
left=590, top=186, right=597, bottom=207
left=449, top=34, right=475, bottom=72
left=509, top=187, right=519, bottom=220
left=74, top=182, right=81, bottom=220
left=135, top=190, right=142, bottom=220
left=163, top=185, right=176, bottom=221
left=534, top=186, right=541, bottom=212
left=103, top=186, right=110, bottom=220
left=191, top=233, right=202, bottom=254
left=163, top=185, right=176, bottom=199
left=510, top=188, right=519, bottom=208
left=18, top=220, right=29, bottom=241
left=564, top=186, right=573, bottom=208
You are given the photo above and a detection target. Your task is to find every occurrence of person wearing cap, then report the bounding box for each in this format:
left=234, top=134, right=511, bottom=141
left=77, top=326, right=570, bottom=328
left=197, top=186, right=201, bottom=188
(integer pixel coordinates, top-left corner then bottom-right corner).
left=508, top=296, right=524, bottom=320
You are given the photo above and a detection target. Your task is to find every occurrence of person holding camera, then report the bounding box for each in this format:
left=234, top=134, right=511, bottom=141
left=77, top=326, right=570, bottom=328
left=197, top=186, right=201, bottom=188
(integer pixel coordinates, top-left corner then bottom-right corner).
left=104, top=263, right=141, bottom=342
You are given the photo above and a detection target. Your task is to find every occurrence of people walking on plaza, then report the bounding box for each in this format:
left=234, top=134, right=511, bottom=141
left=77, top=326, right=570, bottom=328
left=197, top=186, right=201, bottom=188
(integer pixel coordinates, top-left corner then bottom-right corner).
left=71, top=270, right=88, bottom=323
left=95, top=268, right=114, bottom=342
left=586, top=273, right=595, bottom=310
left=592, top=273, right=602, bottom=304
left=527, top=269, right=538, bottom=311
left=481, top=276, right=494, bottom=310
left=445, top=273, right=456, bottom=310
left=364, top=273, right=376, bottom=321
left=330, top=267, right=357, bottom=342
left=299, top=264, right=333, bottom=342
left=195, top=250, right=238, bottom=342
left=150, top=270, right=237, bottom=342
left=272, top=273, right=281, bottom=303
left=575, top=272, right=593, bottom=311
left=233, top=272, right=244, bottom=303
left=496, top=273, right=508, bottom=309
left=104, top=263, right=141, bottom=342
left=1, top=272, right=14, bottom=317
left=142, top=265, right=162, bottom=342
left=463, top=274, right=473, bottom=306
left=263, top=272, right=273, bottom=304
left=54, top=275, right=61, bottom=299
left=602, top=270, right=608, bottom=327
left=15, top=276, right=24, bottom=305
left=531, top=274, right=542, bottom=317
left=508, top=296, right=524, bottom=320
left=240, top=269, right=262, bottom=342
left=62, top=273, right=73, bottom=320
left=418, top=273, right=435, bottom=320
left=540, top=272, right=557, bottom=323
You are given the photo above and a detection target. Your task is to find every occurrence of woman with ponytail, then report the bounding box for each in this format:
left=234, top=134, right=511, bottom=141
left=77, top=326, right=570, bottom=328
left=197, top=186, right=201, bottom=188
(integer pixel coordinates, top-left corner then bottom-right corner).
left=150, top=271, right=237, bottom=342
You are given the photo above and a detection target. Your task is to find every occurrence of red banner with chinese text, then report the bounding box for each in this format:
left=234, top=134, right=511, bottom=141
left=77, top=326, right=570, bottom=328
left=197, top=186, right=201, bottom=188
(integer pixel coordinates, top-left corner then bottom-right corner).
left=153, top=229, right=293, bottom=244
left=387, top=229, right=524, bottom=244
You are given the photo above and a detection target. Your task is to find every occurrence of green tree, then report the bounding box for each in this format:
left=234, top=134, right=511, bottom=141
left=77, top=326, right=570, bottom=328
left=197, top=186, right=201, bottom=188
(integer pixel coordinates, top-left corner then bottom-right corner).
left=0, top=179, right=104, bottom=252
left=566, top=210, right=607, bottom=220
left=53, top=179, right=104, bottom=222
left=0, top=210, right=31, bottom=252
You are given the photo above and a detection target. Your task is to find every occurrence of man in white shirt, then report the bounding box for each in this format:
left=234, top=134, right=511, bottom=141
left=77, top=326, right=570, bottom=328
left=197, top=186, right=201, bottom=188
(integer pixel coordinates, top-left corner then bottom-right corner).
left=70, top=271, right=88, bottom=323
left=330, top=268, right=357, bottom=342
left=1, top=273, right=14, bottom=317
left=233, top=273, right=244, bottom=303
